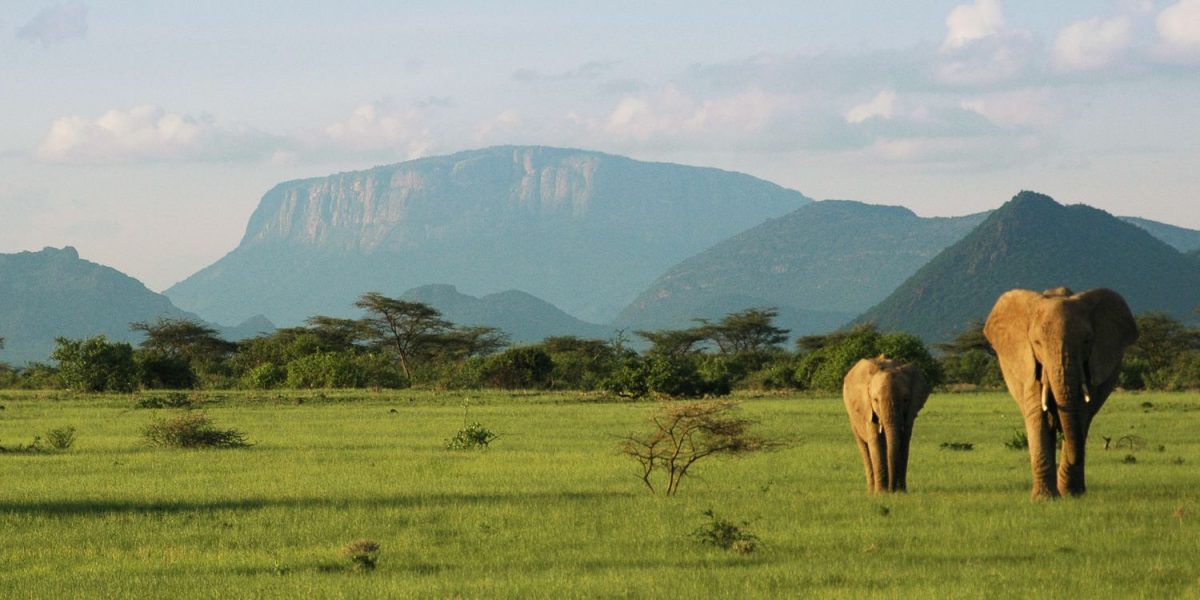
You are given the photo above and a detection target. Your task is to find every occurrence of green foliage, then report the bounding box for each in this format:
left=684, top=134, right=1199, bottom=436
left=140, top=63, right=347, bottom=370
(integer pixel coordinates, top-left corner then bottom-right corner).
left=539, top=336, right=626, bottom=390
left=692, top=509, right=758, bottom=554
left=793, top=324, right=941, bottom=392
left=445, top=422, right=499, bottom=450
left=604, top=354, right=732, bottom=399
left=284, top=351, right=403, bottom=389
left=479, top=347, right=554, bottom=389
left=240, top=363, right=287, bottom=390
left=52, top=336, right=137, bottom=393
left=142, top=412, right=249, bottom=448
left=1121, top=313, right=1200, bottom=390
left=134, top=352, right=197, bottom=389
left=1003, top=430, right=1028, bottom=450
left=340, top=539, right=380, bottom=573
left=939, top=349, right=1004, bottom=388
left=43, top=426, right=76, bottom=450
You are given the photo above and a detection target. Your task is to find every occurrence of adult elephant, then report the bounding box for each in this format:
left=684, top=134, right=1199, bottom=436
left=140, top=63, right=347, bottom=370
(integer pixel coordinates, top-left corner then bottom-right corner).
left=842, top=356, right=930, bottom=493
left=984, top=287, right=1138, bottom=498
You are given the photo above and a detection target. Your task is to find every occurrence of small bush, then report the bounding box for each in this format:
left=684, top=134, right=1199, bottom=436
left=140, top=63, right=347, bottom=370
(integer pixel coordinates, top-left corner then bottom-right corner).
left=940, top=441, right=974, bottom=451
left=1123, top=454, right=1138, bottom=464
left=43, top=426, right=76, bottom=450
left=692, top=509, right=758, bottom=554
left=1004, top=430, right=1028, bottom=450
left=340, top=539, right=380, bottom=572
left=136, top=392, right=194, bottom=409
left=445, top=422, right=498, bottom=450
left=142, top=412, right=249, bottom=448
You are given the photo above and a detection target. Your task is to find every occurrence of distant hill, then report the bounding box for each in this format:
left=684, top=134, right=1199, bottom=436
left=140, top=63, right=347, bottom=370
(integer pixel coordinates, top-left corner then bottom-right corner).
left=0, top=247, right=272, bottom=365
left=164, top=146, right=810, bottom=326
left=1121, top=217, right=1200, bottom=253
left=857, top=191, right=1200, bottom=342
left=613, top=200, right=988, bottom=336
left=400, top=284, right=612, bottom=343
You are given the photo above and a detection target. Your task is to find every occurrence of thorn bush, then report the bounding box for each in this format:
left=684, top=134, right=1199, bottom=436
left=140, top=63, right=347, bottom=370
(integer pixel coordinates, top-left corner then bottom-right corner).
left=692, top=509, right=758, bottom=554
left=142, top=412, right=249, bottom=448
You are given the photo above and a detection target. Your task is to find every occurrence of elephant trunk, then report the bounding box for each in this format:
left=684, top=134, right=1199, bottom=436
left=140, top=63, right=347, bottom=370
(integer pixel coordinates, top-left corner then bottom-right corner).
left=1047, top=354, right=1089, bottom=496
left=883, top=422, right=905, bottom=492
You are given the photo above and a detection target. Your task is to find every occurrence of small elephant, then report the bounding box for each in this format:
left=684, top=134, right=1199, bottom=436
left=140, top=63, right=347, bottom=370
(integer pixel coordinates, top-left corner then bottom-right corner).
left=984, top=287, right=1138, bottom=498
left=842, top=356, right=930, bottom=493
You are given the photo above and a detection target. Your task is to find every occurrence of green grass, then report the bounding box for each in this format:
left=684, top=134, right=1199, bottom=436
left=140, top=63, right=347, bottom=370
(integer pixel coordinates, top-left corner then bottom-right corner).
left=1, top=389, right=1198, bottom=598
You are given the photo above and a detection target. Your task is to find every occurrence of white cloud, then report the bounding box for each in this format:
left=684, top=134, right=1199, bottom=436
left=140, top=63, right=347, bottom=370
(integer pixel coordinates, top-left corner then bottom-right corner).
left=318, top=103, right=432, bottom=160
left=16, top=2, right=88, bottom=45
left=35, top=106, right=275, bottom=164
left=1157, top=0, right=1200, bottom=55
left=1054, top=17, right=1133, bottom=70
left=845, top=91, right=896, bottom=124
left=961, top=90, right=1061, bottom=127
left=943, top=0, right=1005, bottom=49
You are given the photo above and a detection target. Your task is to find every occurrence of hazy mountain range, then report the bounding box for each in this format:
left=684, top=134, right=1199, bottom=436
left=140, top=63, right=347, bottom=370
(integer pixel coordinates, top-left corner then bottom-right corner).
left=0, top=247, right=272, bottom=364
left=3, top=147, right=1199, bottom=364
left=163, top=146, right=810, bottom=326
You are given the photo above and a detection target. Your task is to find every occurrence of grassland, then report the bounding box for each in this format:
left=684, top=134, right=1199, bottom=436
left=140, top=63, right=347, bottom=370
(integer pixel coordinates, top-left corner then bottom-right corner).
left=1, top=389, right=1198, bottom=599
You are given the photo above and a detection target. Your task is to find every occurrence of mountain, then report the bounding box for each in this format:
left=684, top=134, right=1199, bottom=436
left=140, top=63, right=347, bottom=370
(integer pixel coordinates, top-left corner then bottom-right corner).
left=613, top=200, right=989, bottom=336
left=856, top=191, right=1200, bottom=342
left=401, top=284, right=611, bottom=343
left=1120, top=217, right=1200, bottom=253
left=0, top=247, right=272, bottom=365
left=164, top=146, right=810, bottom=326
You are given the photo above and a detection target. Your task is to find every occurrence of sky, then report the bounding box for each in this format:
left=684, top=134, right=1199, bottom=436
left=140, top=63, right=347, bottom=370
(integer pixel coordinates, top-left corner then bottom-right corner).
left=2, top=0, right=1200, bottom=291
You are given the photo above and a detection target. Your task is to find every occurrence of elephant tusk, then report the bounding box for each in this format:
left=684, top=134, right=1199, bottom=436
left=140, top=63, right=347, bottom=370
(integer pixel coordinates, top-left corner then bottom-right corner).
left=1041, top=381, right=1050, bottom=412
left=878, top=423, right=884, bottom=435
left=1083, top=384, right=1092, bottom=404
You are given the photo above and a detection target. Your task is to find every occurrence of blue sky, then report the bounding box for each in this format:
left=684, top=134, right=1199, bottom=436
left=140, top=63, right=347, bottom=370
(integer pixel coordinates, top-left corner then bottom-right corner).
left=2, top=0, right=1199, bottom=291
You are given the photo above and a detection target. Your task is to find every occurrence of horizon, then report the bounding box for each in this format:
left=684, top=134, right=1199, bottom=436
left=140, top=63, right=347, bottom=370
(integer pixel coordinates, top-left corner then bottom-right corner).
left=3, top=0, right=1200, bottom=291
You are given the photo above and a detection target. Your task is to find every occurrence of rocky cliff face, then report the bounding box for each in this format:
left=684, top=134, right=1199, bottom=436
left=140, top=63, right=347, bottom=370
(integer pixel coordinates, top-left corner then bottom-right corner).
left=166, top=146, right=810, bottom=326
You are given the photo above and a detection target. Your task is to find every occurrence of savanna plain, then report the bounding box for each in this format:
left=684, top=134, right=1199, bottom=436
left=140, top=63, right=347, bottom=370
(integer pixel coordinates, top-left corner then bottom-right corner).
left=1, top=389, right=1197, bottom=599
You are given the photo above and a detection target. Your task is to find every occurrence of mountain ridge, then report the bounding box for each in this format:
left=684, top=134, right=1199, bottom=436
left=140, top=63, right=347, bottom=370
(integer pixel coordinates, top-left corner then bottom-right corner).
left=856, top=191, right=1200, bottom=342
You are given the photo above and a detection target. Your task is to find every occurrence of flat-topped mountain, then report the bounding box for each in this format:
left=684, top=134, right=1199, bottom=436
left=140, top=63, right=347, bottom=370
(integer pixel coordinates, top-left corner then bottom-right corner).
left=857, top=191, right=1200, bottom=341
left=164, top=146, right=810, bottom=326
left=614, top=200, right=988, bottom=335
left=0, top=247, right=272, bottom=364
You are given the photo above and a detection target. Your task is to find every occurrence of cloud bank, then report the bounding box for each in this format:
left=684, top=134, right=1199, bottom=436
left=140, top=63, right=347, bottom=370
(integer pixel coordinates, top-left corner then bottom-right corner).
left=16, top=2, right=88, bottom=45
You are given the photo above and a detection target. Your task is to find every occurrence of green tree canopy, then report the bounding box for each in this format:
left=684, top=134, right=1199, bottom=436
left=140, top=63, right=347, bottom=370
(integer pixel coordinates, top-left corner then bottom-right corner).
left=354, top=292, right=455, bottom=379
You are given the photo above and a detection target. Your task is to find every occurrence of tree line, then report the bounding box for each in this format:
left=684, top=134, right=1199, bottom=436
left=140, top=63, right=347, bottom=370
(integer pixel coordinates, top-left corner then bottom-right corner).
left=1, top=293, right=1198, bottom=395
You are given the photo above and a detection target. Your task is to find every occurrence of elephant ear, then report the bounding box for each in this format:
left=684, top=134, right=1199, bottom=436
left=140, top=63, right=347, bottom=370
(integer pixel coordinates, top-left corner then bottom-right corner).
left=1077, top=288, right=1138, bottom=387
left=899, top=363, right=930, bottom=414
left=843, top=358, right=883, bottom=426
left=983, top=289, right=1040, bottom=400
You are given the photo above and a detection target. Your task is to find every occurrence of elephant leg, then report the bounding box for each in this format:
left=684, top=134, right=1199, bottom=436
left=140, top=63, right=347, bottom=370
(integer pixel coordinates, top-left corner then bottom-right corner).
left=1057, top=408, right=1088, bottom=496
left=1021, top=401, right=1058, bottom=499
left=867, top=432, right=888, bottom=494
left=855, top=436, right=874, bottom=493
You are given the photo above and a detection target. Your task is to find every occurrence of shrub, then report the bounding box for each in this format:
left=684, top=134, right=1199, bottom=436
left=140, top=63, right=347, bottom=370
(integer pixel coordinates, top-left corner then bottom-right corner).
left=621, top=400, right=780, bottom=495
left=52, top=336, right=138, bottom=393
left=940, top=441, right=974, bottom=451
left=142, top=412, right=249, bottom=448
left=241, top=363, right=287, bottom=390
left=692, top=509, right=758, bottom=554
left=604, top=354, right=732, bottom=399
left=43, top=426, right=77, bottom=450
left=340, top=539, right=380, bottom=572
left=480, top=347, right=554, bottom=389
left=135, top=352, right=197, bottom=389
left=445, top=422, right=499, bottom=450
left=794, top=325, right=942, bottom=392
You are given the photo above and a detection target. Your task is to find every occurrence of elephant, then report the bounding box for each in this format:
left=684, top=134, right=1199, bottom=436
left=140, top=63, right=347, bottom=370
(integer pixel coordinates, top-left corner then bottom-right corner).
left=842, top=356, right=930, bottom=493
left=983, top=287, right=1138, bottom=498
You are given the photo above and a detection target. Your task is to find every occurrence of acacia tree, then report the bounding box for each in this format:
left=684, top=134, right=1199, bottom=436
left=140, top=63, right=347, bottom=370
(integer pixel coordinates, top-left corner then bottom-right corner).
left=694, top=308, right=789, bottom=354
left=130, top=318, right=236, bottom=364
left=354, top=292, right=454, bottom=379
left=635, top=328, right=708, bottom=356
